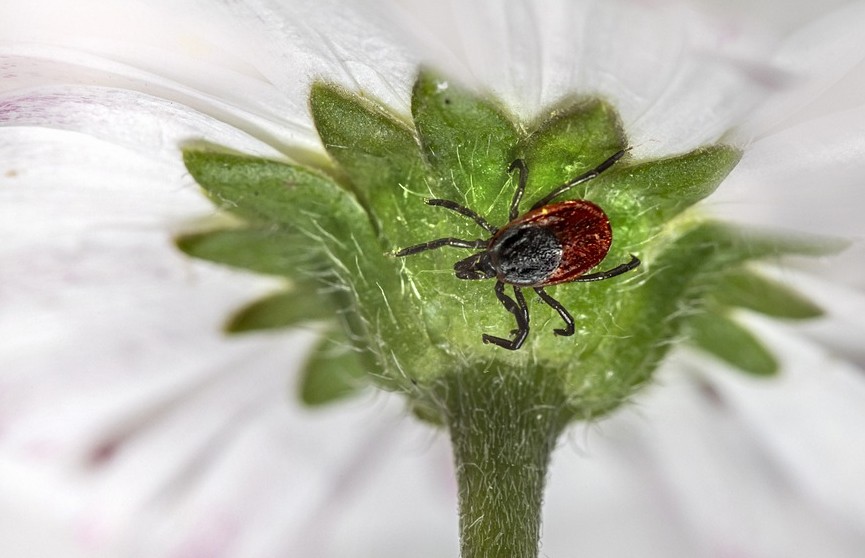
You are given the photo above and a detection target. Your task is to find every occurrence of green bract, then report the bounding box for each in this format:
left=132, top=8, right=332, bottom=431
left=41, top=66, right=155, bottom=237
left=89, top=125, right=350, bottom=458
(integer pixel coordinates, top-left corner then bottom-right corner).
left=177, top=69, right=838, bottom=557
left=178, top=69, right=834, bottom=411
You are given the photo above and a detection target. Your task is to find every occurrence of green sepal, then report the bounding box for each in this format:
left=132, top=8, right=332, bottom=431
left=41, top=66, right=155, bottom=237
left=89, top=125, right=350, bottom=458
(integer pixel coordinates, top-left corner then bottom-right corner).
left=411, top=68, right=521, bottom=218
left=299, top=330, right=369, bottom=406
left=558, top=221, right=721, bottom=415
left=183, top=149, right=432, bottom=391
left=692, top=222, right=847, bottom=263
left=687, top=311, right=779, bottom=376
left=518, top=98, right=627, bottom=201
left=409, top=399, right=446, bottom=427
left=182, top=150, right=366, bottom=232
left=309, top=83, right=428, bottom=245
left=176, top=227, right=315, bottom=277
left=712, top=269, right=823, bottom=319
left=180, top=77, right=837, bottom=420
left=226, top=288, right=335, bottom=333
left=590, top=145, right=742, bottom=227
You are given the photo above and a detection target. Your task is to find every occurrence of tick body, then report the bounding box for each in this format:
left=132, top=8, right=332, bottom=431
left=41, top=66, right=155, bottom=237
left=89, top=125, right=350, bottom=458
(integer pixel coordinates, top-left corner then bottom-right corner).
left=396, top=150, right=640, bottom=350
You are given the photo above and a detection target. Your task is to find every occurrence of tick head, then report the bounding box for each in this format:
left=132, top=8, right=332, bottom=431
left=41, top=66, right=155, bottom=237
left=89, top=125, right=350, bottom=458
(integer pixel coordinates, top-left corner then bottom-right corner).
left=454, top=251, right=496, bottom=281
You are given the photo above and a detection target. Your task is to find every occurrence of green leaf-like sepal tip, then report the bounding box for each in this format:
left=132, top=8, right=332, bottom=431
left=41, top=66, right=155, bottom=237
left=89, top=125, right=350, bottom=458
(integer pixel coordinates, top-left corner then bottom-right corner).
left=300, top=329, right=369, bottom=405
left=687, top=311, right=779, bottom=376
left=178, top=68, right=839, bottom=557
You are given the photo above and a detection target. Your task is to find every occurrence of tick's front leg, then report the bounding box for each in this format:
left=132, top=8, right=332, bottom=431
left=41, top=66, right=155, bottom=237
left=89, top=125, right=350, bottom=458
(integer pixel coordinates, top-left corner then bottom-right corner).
left=393, top=237, right=487, bottom=257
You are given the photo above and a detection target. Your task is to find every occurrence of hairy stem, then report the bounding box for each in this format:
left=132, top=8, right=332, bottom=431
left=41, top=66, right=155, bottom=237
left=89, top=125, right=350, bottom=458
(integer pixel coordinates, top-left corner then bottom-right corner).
left=443, top=367, right=568, bottom=558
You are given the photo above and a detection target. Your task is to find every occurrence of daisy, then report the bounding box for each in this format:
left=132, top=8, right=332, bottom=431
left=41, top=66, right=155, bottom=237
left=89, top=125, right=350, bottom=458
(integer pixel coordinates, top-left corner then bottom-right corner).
left=1, top=1, right=864, bottom=557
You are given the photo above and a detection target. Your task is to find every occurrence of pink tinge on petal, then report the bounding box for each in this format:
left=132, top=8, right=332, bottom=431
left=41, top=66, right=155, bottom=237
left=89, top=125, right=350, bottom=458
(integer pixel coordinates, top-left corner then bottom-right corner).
left=167, top=513, right=239, bottom=558
left=0, top=125, right=292, bottom=470
left=0, top=48, right=318, bottom=154
left=0, top=82, right=290, bottom=160
left=75, top=517, right=116, bottom=551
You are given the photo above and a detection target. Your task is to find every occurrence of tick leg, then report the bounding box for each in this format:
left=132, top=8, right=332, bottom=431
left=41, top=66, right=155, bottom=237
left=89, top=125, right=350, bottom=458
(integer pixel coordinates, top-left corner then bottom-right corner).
left=507, top=159, right=528, bottom=221
left=531, top=149, right=627, bottom=210
left=534, top=287, right=574, bottom=337
left=426, top=199, right=497, bottom=234
left=572, top=254, right=641, bottom=282
left=394, top=237, right=488, bottom=257
left=482, top=281, right=529, bottom=350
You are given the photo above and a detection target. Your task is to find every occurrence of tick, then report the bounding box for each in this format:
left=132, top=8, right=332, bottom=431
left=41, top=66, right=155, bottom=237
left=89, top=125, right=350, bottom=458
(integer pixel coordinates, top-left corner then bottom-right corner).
left=395, top=150, right=640, bottom=350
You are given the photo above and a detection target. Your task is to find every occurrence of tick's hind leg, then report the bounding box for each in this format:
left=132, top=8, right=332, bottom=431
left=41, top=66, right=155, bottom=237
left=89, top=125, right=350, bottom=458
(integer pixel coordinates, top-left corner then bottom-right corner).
left=571, top=254, right=641, bottom=282
left=482, top=281, right=529, bottom=350
left=534, top=287, right=575, bottom=336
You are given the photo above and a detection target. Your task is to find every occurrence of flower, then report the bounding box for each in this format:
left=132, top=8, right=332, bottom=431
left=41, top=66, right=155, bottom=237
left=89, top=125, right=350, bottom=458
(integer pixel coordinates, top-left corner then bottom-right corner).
left=2, top=1, right=865, bottom=557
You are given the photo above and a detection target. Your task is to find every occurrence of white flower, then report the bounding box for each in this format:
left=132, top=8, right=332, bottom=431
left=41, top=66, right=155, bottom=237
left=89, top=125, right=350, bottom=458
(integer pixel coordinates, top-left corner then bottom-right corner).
left=1, top=0, right=864, bottom=556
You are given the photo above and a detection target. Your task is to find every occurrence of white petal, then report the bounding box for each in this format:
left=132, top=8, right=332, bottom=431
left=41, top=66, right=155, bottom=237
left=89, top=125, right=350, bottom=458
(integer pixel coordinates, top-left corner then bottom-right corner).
left=712, top=104, right=865, bottom=238
left=0, top=384, right=456, bottom=557
left=716, top=314, right=865, bottom=526
left=764, top=268, right=865, bottom=363
left=1, top=47, right=317, bottom=153
left=0, top=98, right=290, bottom=465
left=1, top=0, right=320, bottom=150
left=0, top=72, right=457, bottom=556
left=390, top=0, right=798, bottom=158
left=546, top=424, right=702, bottom=557
left=0, top=120, right=456, bottom=557
left=0, top=125, right=279, bottom=452
left=0, top=85, right=286, bottom=162
left=213, top=0, right=420, bottom=118
left=739, top=1, right=865, bottom=138
left=546, top=342, right=865, bottom=557
left=0, top=0, right=258, bottom=77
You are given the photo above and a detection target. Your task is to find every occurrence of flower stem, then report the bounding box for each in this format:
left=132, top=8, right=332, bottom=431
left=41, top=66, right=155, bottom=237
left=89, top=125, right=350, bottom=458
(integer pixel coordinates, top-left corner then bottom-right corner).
left=443, top=367, right=568, bottom=558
